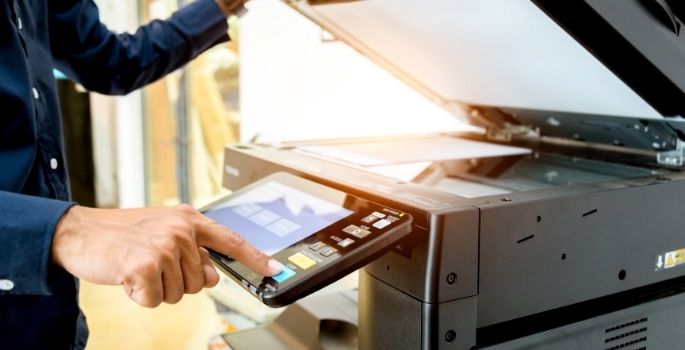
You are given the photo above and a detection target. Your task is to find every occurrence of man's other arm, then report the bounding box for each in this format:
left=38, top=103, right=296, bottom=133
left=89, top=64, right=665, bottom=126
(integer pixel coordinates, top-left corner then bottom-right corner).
left=48, top=0, right=230, bottom=95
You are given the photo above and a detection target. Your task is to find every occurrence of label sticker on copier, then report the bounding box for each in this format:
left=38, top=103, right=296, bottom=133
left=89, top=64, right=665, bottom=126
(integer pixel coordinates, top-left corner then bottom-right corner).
left=655, top=248, right=685, bottom=271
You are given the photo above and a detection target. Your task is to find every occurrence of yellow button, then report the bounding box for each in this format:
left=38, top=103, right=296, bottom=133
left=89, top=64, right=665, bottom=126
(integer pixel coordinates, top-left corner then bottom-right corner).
left=288, top=252, right=316, bottom=270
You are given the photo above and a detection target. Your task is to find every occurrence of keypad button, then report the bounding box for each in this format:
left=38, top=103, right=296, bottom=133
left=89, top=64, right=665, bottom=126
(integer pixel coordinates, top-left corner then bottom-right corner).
left=361, top=214, right=379, bottom=224
left=338, top=238, right=355, bottom=248
left=288, top=252, right=316, bottom=270
left=320, top=247, right=338, bottom=257
left=343, top=224, right=371, bottom=239
left=373, top=219, right=392, bottom=229
left=272, top=266, right=296, bottom=283
left=371, top=211, right=386, bottom=219
left=309, top=242, right=326, bottom=251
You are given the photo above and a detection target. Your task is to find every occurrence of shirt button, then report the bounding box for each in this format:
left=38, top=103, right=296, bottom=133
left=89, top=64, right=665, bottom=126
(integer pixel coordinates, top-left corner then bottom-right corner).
left=33, top=87, right=40, bottom=100
left=0, top=279, right=15, bottom=291
left=50, top=158, right=59, bottom=170
left=17, top=17, right=23, bottom=30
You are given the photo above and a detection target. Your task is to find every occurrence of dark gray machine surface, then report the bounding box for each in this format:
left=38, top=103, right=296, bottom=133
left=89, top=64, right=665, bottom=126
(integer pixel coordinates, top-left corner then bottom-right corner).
left=484, top=288, right=685, bottom=349
left=221, top=143, right=685, bottom=348
left=223, top=291, right=359, bottom=350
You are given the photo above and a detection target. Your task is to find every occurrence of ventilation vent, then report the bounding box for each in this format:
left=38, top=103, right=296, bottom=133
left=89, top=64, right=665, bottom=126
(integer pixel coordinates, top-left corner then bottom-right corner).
left=604, top=317, right=648, bottom=350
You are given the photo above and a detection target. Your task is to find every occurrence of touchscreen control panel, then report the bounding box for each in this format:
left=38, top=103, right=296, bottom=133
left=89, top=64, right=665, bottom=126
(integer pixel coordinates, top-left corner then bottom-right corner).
left=202, top=172, right=412, bottom=307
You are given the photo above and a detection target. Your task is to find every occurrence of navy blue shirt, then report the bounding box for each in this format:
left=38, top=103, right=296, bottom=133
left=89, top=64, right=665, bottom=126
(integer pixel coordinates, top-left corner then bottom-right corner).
left=0, top=0, right=229, bottom=348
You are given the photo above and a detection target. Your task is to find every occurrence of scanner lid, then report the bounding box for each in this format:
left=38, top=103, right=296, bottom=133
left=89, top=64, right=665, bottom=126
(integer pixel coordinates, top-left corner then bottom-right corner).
left=282, top=0, right=685, bottom=159
left=533, top=0, right=685, bottom=118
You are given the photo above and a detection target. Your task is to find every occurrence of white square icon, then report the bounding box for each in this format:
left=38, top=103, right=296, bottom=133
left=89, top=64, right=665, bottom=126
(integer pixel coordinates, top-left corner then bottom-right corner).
left=338, top=238, right=355, bottom=248
left=373, top=219, right=392, bottom=229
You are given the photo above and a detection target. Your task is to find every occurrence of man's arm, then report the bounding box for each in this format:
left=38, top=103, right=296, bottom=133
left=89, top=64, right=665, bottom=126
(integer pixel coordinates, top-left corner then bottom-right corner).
left=0, top=191, right=74, bottom=295
left=48, top=0, right=231, bottom=95
left=0, top=190, right=282, bottom=305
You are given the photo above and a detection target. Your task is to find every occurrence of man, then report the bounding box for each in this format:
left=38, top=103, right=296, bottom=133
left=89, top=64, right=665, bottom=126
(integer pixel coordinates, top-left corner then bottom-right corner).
left=0, top=0, right=282, bottom=348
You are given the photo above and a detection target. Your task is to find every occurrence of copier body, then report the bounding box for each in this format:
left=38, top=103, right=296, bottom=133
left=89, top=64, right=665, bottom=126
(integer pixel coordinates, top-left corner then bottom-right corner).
left=221, top=0, right=685, bottom=348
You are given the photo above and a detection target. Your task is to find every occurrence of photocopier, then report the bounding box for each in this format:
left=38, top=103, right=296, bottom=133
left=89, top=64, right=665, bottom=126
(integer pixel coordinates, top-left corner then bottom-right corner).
left=220, top=0, right=685, bottom=348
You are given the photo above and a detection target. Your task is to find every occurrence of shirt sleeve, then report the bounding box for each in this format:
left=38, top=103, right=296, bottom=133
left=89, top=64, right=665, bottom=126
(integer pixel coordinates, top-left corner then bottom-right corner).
left=48, top=0, right=229, bottom=95
left=0, top=191, right=75, bottom=295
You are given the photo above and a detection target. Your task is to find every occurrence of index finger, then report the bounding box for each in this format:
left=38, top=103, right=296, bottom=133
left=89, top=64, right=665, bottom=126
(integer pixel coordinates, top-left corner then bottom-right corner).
left=194, top=221, right=282, bottom=276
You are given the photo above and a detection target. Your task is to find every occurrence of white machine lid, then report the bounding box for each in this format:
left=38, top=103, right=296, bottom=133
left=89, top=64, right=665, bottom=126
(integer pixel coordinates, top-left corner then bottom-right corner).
left=283, top=0, right=685, bottom=153
left=285, top=0, right=661, bottom=117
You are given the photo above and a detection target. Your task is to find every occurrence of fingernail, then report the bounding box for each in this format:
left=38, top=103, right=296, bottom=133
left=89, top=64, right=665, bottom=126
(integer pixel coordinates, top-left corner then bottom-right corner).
left=268, top=259, right=284, bottom=275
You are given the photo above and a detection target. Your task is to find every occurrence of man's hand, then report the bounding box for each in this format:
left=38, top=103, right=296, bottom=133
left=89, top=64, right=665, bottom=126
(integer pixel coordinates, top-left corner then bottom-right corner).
left=52, top=204, right=282, bottom=308
left=215, top=0, right=248, bottom=18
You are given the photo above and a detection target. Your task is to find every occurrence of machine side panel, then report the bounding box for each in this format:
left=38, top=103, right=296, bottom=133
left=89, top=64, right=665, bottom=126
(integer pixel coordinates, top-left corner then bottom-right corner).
left=365, top=208, right=479, bottom=303
left=359, top=270, right=422, bottom=350
left=484, top=290, right=685, bottom=349
left=434, top=209, right=479, bottom=302
left=422, top=297, right=478, bottom=350
left=478, top=180, right=685, bottom=328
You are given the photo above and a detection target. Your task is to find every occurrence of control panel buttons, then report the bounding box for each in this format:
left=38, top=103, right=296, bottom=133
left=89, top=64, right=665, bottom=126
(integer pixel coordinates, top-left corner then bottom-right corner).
left=309, top=242, right=326, bottom=251
left=338, top=238, right=355, bottom=248
left=320, top=247, right=338, bottom=257
left=373, top=219, right=392, bottom=229
left=385, top=216, right=399, bottom=223
left=361, top=214, right=379, bottom=224
left=343, top=224, right=371, bottom=239
left=288, top=252, right=316, bottom=270
left=272, top=266, right=296, bottom=283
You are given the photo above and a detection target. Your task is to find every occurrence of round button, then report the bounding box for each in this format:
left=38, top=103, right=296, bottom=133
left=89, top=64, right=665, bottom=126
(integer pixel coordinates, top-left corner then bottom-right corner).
left=50, top=158, right=59, bottom=170
left=0, top=279, right=15, bottom=291
left=32, top=87, right=40, bottom=100
left=17, top=17, right=23, bottom=30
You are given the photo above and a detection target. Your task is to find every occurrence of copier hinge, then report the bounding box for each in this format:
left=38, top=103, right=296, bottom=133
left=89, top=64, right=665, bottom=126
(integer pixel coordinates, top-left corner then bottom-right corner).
left=657, top=139, right=685, bottom=167
left=486, top=124, right=540, bottom=142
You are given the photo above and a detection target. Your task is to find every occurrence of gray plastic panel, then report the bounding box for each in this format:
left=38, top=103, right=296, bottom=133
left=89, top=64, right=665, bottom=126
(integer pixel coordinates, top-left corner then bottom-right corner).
left=478, top=179, right=685, bottom=327
left=485, top=291, right=685, bottom=349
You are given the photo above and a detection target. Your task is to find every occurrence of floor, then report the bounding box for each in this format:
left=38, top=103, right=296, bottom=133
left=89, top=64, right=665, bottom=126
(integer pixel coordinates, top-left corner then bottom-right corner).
left=80, top=281, right=223, bottom=350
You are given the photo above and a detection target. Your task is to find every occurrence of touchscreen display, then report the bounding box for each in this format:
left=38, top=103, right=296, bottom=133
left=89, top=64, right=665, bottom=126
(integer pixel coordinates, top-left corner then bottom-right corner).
left=204, top=181, right=353, bottom=255
left=204, top=172, right=413, bottom=307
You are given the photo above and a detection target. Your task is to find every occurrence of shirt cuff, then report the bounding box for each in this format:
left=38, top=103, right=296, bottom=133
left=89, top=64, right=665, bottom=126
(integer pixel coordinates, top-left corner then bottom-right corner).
left=0, top=191, right=75, bottom=295
left=172, top=0, right=231, bottom=54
